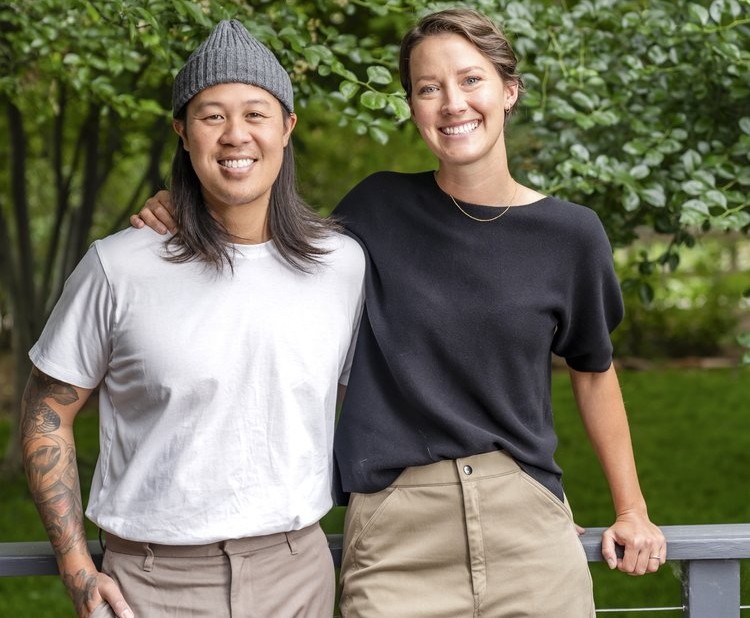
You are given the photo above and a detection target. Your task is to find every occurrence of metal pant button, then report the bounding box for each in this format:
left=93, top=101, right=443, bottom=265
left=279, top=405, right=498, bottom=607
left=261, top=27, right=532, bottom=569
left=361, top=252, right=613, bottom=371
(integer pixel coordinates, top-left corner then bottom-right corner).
left=463, top=465, right=473, bottom=475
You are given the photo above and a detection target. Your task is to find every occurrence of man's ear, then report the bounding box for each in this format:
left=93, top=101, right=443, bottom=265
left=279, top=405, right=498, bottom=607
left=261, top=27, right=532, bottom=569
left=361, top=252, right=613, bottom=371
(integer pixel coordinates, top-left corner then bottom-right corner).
left=282, top=112, right=298, bottom=147
left=173, top=119, right=189, bottom=151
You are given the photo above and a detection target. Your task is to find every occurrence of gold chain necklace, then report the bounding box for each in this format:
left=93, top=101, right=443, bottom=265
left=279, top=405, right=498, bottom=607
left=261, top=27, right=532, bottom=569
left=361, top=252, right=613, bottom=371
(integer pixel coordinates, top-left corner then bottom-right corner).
left=442, top=179, right=519, bottom=223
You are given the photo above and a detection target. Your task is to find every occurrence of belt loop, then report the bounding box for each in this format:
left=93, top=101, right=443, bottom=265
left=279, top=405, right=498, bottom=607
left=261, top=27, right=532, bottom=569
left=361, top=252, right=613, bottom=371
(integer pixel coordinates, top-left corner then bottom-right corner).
left=143, top=544, right=155, bottom=572
left=285, top=532, right=298, bottom=555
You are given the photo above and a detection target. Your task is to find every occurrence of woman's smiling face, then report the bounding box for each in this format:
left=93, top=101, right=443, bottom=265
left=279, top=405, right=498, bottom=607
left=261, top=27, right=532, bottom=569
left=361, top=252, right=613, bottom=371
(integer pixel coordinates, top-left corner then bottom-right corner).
left=408, top=33, right=517, bottom=169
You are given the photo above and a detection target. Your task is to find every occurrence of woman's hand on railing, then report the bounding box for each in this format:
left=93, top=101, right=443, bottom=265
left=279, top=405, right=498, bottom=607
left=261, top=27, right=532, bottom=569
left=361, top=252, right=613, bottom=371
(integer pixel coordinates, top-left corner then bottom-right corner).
left=601, top=510, right=667, bottom=575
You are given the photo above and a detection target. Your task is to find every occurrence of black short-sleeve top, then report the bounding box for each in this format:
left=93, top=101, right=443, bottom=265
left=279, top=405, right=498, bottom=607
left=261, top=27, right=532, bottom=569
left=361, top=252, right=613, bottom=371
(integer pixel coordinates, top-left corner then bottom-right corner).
left=333, top=171, right=623, bottom=501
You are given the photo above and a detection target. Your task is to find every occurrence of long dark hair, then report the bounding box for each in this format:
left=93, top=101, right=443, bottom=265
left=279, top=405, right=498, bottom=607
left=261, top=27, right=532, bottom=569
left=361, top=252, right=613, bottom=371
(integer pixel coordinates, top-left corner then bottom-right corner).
left=165, top=107, right=338, bottom=273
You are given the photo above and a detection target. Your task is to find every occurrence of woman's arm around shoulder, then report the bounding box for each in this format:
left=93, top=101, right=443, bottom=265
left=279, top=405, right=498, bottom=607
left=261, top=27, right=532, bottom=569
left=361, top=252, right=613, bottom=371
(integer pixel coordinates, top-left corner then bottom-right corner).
left=129, top=190, right=175, bottom=234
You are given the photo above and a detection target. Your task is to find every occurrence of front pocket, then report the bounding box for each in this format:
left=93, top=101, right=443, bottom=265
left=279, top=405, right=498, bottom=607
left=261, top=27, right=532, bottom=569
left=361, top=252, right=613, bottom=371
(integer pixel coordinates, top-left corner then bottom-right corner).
left=351, top=487, right=401, bottom=553
left=518, top=470, right=573, bottom=521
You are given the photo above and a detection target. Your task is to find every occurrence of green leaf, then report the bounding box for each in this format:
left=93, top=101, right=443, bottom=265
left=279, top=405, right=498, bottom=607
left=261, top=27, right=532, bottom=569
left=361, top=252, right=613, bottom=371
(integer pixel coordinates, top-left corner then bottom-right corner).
left=657, top=138, right=682, bottom=154
left=739, top=117, right=750, bottom=135
left=641, top=184, right=666, bottom=207
left=623, top=190, right=640, bottom=212
left=679, top=208, right=706, bottom=227
left=644, top=151, right=664, bottom=167
left=681, top=150, right=702, bottom=173
left=177, top=0, right=211, bottom=27
left=629, top=164, right=650, bottom=180
left=623, top=139, right=650, bottom=156
left=709, top=0, right=725, bottom=24
left=369, top=126, right=389, bottom=145
left=570, top=144, right=590, bottom=161
left=705, top=190, right=728, bottom=209
left=360, top=90, right=387, bottom=110
left=303, top=48, right=322, bottom=69
left=387, top=94, right=411, bottom=122
left=339, top=81, right=359, bottom=100
left=682, top=199, right=710, bottom=215
left=366, top=65, right=392, bottom=86
left=682, top=180, right=705, bottom=196
left=571, top=91, right=595, bottom=111
left=689, top=4, right=710, bottom=25
left=638, top=281, right=654, bottom=306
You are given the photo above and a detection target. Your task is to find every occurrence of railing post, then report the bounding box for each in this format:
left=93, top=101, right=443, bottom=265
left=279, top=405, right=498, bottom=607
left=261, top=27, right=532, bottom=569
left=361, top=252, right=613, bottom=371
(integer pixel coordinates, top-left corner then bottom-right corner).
left=682, top=559, right=740, bottom=618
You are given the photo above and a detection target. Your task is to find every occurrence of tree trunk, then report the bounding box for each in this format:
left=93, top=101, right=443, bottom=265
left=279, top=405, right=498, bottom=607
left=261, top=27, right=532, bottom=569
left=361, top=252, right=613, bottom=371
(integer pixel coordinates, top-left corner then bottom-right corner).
left=2, top=324, right=31, bottom=474
left=1, top=101, right=34, bottom=472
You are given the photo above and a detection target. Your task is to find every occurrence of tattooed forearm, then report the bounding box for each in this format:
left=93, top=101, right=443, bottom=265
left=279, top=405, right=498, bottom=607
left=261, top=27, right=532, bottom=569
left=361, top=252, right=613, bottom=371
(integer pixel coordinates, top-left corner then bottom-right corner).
left=24, top=433, right=86, bottom=554
left=63, top=568, right=99, bottom=616
left=21, top=368, right=88, bottom=558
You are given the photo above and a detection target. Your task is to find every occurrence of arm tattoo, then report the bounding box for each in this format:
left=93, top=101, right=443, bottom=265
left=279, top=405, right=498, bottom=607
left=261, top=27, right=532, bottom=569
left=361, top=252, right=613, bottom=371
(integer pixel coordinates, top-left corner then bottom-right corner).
left=21, top=367, right=87, bottom=559
left=63, top=569, right=99, bottom=616
left=21, top=367, right=77, bottom=438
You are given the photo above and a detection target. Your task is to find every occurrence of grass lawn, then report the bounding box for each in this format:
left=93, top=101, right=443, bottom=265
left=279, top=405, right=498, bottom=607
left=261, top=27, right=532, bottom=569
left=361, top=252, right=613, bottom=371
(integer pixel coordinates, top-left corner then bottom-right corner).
left=1, top=366, right=748, bottom=617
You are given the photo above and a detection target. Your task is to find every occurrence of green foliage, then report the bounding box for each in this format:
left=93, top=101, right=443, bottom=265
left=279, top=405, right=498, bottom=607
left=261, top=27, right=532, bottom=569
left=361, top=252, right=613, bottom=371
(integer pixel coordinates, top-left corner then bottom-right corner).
left=2, top=0, right=749, bottom=302
left=493, top=0, right=750, bottom=277
left=613, top=236, right=749, bottom=359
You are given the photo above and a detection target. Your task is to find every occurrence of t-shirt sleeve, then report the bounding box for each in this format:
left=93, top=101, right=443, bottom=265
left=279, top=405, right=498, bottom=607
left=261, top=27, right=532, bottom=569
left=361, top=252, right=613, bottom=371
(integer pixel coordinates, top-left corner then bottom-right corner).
left=551, top=212, right=624, bottom=372
left=337, top=236, right=366, bottom=386
left=29, top=243, right=113, bottom=389
left=338, top=307, right=363, bottom=386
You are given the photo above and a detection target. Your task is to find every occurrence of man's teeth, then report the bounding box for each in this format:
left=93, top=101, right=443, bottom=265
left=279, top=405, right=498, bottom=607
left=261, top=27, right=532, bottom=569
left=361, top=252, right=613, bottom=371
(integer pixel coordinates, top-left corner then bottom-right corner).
left=221, top=158, right=254, bottom=168
left=441, top=121, right=479, bottom=135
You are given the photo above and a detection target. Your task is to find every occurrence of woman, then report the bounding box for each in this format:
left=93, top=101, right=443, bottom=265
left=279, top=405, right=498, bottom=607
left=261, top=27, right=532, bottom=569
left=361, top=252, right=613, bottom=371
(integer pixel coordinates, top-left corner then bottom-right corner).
left=133, top=8, right=665, bottom=617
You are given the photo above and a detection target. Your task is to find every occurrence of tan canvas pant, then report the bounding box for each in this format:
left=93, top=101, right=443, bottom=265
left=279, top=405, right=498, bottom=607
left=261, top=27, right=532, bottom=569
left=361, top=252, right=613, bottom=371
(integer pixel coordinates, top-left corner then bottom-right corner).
left=340, top=450, right=595, bottom=618
left=90, top=523, right=334, bottom=618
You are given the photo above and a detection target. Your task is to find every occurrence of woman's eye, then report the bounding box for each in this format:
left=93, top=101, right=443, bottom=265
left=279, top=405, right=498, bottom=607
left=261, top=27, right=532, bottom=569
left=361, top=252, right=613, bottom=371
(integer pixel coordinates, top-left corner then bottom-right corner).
left=465, top=76, right=481, bottom=86
left=418, top=85, right=437, bottom=95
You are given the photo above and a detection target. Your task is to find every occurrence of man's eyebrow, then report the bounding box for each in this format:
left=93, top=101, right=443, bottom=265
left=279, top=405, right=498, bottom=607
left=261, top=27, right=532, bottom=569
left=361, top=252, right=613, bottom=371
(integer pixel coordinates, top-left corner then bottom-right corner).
left=192, top=98, right=273, bottom=111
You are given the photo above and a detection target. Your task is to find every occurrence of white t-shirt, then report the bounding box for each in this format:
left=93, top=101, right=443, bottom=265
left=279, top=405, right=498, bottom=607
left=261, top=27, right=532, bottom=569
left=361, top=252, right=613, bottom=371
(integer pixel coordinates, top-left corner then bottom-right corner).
left=30, top=227, right=365, bottom=544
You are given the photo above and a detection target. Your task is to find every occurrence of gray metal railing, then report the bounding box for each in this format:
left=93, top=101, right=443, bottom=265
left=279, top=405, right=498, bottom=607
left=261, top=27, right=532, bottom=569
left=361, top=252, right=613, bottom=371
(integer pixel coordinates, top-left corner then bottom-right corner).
left=2, top=524, right=749, bottom=616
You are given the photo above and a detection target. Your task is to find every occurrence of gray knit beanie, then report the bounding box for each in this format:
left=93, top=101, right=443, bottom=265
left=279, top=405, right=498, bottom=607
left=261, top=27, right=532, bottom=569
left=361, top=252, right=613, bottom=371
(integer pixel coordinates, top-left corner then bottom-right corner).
left=172, top=19, right=294, bottom=116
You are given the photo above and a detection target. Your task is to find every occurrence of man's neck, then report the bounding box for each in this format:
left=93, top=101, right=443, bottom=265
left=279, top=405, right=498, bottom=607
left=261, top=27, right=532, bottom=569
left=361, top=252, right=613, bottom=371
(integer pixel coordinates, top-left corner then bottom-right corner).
left=209, top=201, right=272, bottom=244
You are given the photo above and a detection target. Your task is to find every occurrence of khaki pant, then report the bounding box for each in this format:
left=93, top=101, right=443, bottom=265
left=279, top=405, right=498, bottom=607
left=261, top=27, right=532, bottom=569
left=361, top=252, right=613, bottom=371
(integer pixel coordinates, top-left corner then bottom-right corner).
left=340, top=450, right=594, bottom=618
left=91, top=523, right=334, bottom=618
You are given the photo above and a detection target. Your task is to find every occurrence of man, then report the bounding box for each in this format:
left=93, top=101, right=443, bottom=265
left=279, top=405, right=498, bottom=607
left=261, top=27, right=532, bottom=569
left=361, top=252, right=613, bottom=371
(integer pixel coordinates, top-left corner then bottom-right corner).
left=21, top=20, right=364, bottom=618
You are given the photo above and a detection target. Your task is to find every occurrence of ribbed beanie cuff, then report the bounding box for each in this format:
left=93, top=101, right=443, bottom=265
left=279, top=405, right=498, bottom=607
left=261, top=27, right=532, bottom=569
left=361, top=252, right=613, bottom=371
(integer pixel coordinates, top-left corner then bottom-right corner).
left=172, top=19, right=294, bottom=116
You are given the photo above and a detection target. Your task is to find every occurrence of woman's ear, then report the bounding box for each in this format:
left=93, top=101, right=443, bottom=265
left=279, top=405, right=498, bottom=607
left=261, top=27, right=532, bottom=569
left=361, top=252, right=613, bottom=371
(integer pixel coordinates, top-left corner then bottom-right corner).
left=504, top=81, right=520, bottom=111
